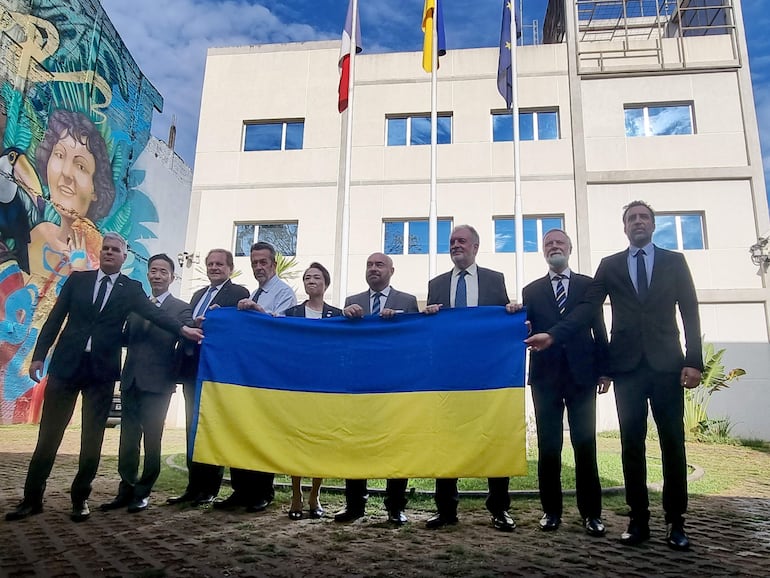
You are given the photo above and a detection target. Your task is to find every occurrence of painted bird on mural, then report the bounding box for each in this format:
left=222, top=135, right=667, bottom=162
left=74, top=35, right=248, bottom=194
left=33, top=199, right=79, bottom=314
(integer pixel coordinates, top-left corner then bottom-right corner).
left=0, top=148, right=44, bottom=274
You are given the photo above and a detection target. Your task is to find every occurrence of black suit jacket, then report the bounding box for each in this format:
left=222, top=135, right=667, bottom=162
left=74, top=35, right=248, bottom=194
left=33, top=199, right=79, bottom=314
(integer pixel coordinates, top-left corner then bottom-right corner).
left=523, top=272, right=609, bottom=388
left=427, top=266, right=509, bottom=307
left=179, top=279, right=250, bottom=383
left=32, top=270, right=185, bottom=382
left=283, top=301, right=344, bottom=318
left=550, top=247, right=703, bottom=375
left=121, top=295, right=192, bottom=394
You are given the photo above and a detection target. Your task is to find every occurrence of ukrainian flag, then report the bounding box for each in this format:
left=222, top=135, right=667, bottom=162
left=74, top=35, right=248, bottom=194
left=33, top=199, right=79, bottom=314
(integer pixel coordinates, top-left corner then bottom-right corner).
left=192, top=307, right=527, bottom=478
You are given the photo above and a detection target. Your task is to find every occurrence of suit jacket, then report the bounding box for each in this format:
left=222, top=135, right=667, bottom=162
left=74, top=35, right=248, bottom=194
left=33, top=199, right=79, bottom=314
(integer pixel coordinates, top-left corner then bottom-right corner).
left=283, top=301, right=344, bottom=318
left=121, top=294, right=192, bottom=394
left=549, top=246, right=703, bottom=375
left=523, top=272, right=609, bottom=388
left=32, top=270, right=185, bottom=383
left=427, top=266, right=509, bottom=307
left=344, top=287, right=419, bottom=313
left=179, top=279, right=250, bottom=383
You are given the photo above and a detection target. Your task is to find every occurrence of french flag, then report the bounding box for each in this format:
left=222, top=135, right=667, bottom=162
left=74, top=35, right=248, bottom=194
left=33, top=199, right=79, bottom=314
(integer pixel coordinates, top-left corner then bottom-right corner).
left=338, top=0, right=362, bottom=113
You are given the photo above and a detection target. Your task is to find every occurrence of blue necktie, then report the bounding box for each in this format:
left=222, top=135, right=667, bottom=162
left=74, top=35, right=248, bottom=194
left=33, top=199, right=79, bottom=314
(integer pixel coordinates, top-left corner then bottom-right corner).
left=455, top=270, right=468, bottom=308
left=554, top=274, right=567, bottom=315
left=371, top=292, right=382, bottom=316
left=636, top=249, right=648, bottom=301
left=195, top=286, right=216, bottom=317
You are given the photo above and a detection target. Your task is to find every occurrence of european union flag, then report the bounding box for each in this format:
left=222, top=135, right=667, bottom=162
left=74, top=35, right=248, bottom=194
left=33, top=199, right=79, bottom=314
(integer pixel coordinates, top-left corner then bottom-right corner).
left=498, top=0, right=522, bottom=109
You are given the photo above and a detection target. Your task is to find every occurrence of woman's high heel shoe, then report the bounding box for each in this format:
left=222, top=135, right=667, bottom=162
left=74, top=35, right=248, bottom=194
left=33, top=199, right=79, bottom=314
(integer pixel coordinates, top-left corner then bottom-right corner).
left=309, top=504, right=324, bottom=519
left=289, top=509, right=303, bottom=520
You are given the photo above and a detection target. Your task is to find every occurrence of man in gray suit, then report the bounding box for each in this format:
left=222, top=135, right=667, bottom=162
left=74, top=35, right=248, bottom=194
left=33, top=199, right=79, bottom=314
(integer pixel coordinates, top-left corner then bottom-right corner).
left=101, top=254, right=192, bottom=513
left=333, top=252, right=419, bottom=525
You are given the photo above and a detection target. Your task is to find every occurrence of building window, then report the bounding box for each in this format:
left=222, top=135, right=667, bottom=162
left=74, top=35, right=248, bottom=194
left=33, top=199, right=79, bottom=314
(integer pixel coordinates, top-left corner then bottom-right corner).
left=243, top=121, right=304, bottom=151
left=653, top=213, right=705, bottom=250
left=492, top=109, right=559, bottom=142
left=234, top=223, right=298, bottom=256
left=624, top=104, right=694, bottom=137
left=384, top=219, right=452, bottom=254
left=494, top=216, right=564, bottom=253
left=386, top=114, right=452, bottom=146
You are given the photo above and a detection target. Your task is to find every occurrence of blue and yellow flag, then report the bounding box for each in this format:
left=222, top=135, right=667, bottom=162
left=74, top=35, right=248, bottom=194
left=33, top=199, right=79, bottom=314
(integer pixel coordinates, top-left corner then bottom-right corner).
left=422, top=0, right=447, bottom=72
left=192, top=307, right=527, bottom=478
left=498, top=0, right=522, bottom=108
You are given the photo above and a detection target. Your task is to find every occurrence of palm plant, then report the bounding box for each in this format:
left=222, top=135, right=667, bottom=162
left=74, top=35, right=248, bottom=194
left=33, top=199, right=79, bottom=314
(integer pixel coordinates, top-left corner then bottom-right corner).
left=684, top=342, right=746, bottom=441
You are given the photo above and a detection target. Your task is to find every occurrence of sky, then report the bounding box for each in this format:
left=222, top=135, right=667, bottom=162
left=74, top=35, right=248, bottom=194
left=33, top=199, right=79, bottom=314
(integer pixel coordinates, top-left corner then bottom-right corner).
left=100, top=0, right=770, bottom=200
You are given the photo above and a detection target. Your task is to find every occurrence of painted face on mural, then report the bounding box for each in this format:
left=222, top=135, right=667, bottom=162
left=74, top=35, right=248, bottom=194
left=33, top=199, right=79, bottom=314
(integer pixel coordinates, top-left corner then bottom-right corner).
left=46, top=134, right=97, bottom=221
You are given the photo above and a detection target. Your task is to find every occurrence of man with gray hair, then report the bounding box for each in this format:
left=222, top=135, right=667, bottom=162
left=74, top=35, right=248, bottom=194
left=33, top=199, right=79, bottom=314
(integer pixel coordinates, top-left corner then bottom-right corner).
left=6, top=233, right=202, bottom=523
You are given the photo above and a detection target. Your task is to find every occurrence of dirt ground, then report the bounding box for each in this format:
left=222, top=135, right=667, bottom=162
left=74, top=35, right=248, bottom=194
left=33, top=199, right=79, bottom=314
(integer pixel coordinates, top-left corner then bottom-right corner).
left=1, top=425, right=769, bottom=577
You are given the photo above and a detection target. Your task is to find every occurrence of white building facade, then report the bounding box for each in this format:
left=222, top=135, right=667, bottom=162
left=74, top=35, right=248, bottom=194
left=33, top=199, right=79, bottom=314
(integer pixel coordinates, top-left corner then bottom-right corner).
left=184, top=0, right=770, bottom=439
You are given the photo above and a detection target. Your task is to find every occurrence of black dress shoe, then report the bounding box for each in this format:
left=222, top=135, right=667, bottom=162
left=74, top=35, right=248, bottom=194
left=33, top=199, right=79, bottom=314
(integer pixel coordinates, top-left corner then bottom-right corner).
left=166, top=492, right=195, bottom=505
left=309, top=505, right=324, bottom=519
left=333, top=506, right=365, bottom=522
left=5, top=501, right=43, bottom=521
left=620, top=519, right=650, bottom=545
left=212, top=493, right=246, bottom=511
left=192, top=493, right=215, bottom=506
left=425, top=513, right=458, bottom=529
left=100, top=495, right=132, bottom=512
left=245, top=499, right=271, bottom=513
left=666, top=522, right=690, bottom=551
left=491, top=510, right=516, bottom=532
left=127, top=497, right=150, bottom=513
left=388, top=510, right=408, bottom=525
left=585, top=517, right=606, bottom=537
left=539, top=513, right=561, bottom=531
left=71, top=501, right=90, bottom=522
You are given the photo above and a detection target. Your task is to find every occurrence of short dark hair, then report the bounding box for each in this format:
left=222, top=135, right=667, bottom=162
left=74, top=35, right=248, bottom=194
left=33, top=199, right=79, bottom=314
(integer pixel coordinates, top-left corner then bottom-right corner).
left=306, top=261, right=331, bottom=286
left=206, top=249, right=234, bottom=269
left=148, top=253, right=175, bottom=273
left=250, top=241, right=276, bottom=262
left=622, top=200, right=655, bottom=224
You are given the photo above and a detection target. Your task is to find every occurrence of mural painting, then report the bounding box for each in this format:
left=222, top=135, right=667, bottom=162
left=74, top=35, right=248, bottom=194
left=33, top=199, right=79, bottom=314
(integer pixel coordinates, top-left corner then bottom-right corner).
left=0, top=0, right=165, bottom=423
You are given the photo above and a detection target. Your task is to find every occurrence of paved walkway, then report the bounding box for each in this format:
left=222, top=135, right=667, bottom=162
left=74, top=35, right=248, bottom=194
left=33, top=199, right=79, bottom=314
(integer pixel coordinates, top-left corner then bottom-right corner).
left=1, top=428, right=768, bottom=577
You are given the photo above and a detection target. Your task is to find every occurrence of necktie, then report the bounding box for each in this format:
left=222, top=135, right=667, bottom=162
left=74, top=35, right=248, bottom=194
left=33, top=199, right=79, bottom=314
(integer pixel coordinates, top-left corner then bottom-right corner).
left=371, top=292, right=382, bottom=316
left=195, top=286, right=216, bottom=317
left=455, top=270, right=468, bottom=308
left=94, top=276, right=110, bottom=312
left=252, top=287, right=264, bottom=304
left=145, top=296, right=160, bottom=330
left=554, top=274, right=567, bottom=315
left=636, top=249, right=649, bottom=301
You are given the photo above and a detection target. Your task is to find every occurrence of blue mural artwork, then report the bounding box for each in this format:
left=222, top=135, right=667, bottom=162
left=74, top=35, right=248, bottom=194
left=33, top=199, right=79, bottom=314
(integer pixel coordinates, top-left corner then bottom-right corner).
left=0, top=0, right=163, bottom=423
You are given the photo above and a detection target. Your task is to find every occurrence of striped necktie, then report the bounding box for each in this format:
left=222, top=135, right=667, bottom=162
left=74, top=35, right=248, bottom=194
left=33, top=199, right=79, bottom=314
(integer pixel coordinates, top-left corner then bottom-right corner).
left=554, top=274, right=567, bottom=315
left=371, top=292, right=382, bottom=316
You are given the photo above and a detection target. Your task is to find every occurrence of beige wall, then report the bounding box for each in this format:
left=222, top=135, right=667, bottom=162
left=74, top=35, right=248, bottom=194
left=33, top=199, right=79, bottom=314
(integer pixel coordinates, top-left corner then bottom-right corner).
left=186, top=38, right=770, bottom=438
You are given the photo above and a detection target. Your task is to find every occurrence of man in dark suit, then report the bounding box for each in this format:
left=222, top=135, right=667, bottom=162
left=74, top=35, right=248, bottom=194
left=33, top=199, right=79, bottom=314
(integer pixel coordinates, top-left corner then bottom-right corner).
left=526, top=201, right=703, bottom=550
left=167, top=248, right=250, bottom=507
left=100, top=254, right=192, bottom=514
left=424, top=224, right=517, bottom=532
left=334, top=252, right=419, bottom=525
left=5, top=233, right=202, bottom=522
left=522, top=229, right=609, bottom=537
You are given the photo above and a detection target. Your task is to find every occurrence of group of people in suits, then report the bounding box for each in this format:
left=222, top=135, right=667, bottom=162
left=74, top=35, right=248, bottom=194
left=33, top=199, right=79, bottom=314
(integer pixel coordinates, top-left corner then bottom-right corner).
left=5, top=200, right=702, bottom=552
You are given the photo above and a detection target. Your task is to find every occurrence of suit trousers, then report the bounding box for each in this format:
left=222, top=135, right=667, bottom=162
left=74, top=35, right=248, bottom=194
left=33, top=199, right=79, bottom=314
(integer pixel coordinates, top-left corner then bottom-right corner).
left=344, top=478, right=409, bottom=512
left=117, top=386, right=173, bottom=499
left=182, top=382, right=224, bottom=496
left=613, top=360, right=687, bottom=523
left=434, top=477, right=510, bottom=516
left=531, top=361, right=601, bottom=519
left=230, top=469, right=275, bottom=504
left=24, top=354, right=113, bottom=504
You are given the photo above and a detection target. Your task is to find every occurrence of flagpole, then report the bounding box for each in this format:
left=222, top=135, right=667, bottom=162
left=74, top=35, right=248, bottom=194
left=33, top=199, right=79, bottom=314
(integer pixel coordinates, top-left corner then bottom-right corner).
left=428, top=1, right=438, bottom=279
left=511, top=2, right=523, bottom=302
left=338, top=0, right=358, bottom=306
